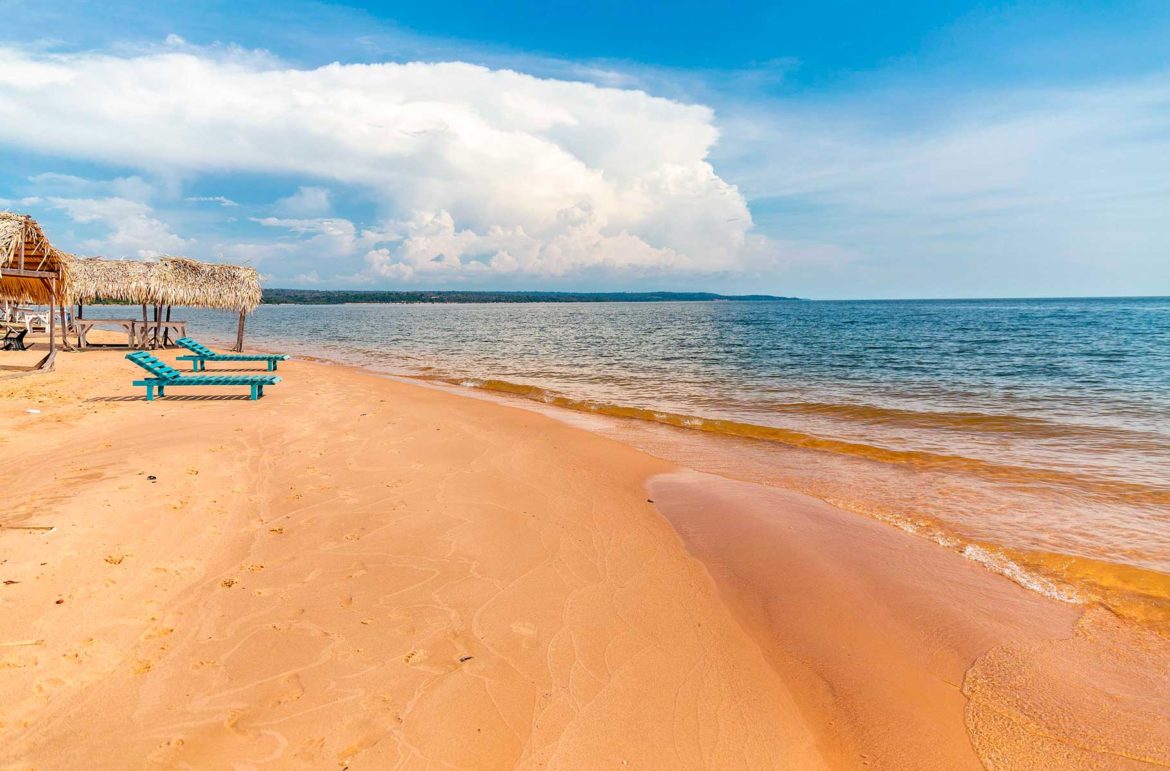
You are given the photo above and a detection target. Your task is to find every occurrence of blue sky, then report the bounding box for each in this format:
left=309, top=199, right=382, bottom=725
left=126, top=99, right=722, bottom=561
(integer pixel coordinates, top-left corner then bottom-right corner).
left=1, top=0, right=1167, bottom=298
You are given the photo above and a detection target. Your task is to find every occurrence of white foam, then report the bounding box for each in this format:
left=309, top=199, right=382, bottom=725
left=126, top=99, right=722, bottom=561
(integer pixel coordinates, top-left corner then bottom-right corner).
left=962, top=544, right=1082, bottom=604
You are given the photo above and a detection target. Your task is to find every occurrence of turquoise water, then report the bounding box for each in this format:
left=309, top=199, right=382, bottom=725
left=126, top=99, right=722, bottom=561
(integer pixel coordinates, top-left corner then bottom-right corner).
left=89, top=297, right=1170, bottom=619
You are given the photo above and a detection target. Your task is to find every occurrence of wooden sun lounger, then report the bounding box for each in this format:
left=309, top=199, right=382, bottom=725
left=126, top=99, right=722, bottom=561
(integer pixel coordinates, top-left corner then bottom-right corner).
left=174, top=337, right=289, bottom=371
left=126, top=351, right=280, bottom=401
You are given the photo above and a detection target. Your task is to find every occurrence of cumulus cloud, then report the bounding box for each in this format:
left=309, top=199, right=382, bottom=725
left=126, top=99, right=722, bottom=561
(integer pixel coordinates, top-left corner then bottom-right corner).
left=275, top=186, right=332, bottom=216
left=48, top=197, right=192, bottom=258
left=0, top=46, right=769, bottom=281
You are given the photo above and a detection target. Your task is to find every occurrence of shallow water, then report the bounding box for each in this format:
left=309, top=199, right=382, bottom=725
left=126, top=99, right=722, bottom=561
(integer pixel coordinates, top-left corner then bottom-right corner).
left=89, top=297, right=1170, bottom=625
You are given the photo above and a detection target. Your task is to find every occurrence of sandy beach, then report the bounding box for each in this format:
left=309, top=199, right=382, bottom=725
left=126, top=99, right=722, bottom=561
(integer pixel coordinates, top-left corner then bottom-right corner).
left=2, top=345, right=1167, bottom=769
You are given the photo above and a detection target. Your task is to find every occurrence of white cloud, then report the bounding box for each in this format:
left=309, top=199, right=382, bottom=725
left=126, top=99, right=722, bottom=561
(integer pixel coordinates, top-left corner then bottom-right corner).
left=48, top=197, right=192, bottom=258
left=29, top=172, right=158, bottom=202
left=250, top=215, right=382, bottom=260
left=274, top=186, right=331, bottom=216
left=185, top=195, right=238, bottom=207
left=0, top=46, right=770, bottom=281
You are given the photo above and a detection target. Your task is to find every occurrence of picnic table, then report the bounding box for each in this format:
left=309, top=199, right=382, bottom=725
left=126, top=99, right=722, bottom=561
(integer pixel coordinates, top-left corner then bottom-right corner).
left=19, top=311, right=50, bottom=333
left=75, top=318, right=189, bottom=348
left=75, top=318, right=141, bottom=349
left=138, top=320, right=189, bottom=348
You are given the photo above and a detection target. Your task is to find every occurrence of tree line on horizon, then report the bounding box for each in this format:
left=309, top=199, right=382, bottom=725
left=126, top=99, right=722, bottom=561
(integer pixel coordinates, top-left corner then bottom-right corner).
left=261, top=288, right=798, bottom=304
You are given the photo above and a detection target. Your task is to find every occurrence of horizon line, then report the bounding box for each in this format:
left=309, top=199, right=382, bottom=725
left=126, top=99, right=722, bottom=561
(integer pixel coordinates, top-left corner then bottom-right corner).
left=259, top=288, right=1169, bottom=303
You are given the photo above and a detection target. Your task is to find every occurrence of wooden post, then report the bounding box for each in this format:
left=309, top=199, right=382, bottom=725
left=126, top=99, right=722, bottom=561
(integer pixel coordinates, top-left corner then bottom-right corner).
left=48, top=279, right=57, bottom=354
left=59, top=304, right=72, bottom=351
left=140, top=303, right=148, bottom=349
left=163, top=305, right=173, bottom=347
left=33, top=276, right=59, bottom=370
left=235, top=311, right=245, bottom=352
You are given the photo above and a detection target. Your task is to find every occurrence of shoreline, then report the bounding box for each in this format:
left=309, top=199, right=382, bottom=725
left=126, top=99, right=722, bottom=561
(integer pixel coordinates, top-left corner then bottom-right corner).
left=2, top=344, right=1167, bottom=767
left=648, top=471, right=1169, bottom=768
left=200, top=337, right=1170, bottom=634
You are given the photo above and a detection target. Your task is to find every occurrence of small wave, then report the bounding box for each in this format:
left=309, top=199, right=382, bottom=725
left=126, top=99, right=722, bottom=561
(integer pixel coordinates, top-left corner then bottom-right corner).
left=770, top=400, right=1154, bottom=444
left=445, top=376, right=1170, bottom=506
left=962, top=544, right=1082, bottom=604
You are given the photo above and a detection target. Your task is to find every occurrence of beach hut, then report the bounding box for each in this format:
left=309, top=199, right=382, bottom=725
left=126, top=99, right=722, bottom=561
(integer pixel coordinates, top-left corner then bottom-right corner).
left=0, top=213, right=73, bottom=369
left=67, top=256, right=262, bottom=351
left=148, top=257, right=262, bottom=351
left=3, top=212, right=263, bottom=362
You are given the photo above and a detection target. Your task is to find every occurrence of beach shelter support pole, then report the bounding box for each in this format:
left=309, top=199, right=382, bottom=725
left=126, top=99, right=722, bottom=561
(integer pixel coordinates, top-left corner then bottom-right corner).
left=163, top=305, right=172, bottom=347
left=235, top=311, right=246, bottom=352
left=33, top=277, right=58, bottom=371
left=59, top=303, right=72, bottom=351
left=141, top=304, right=148, bottom=348
left=48, top=279, right=56, bottom=354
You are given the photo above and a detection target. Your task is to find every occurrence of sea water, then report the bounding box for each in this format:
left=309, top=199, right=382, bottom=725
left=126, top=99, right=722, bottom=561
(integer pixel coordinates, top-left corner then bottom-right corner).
left=91, top=297, right=1170, bottom=625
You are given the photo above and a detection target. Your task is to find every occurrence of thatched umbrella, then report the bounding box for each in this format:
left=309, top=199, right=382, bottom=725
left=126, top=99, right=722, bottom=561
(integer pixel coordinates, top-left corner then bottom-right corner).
left=149, top=257, right=261, bottom=350
left=149, top=257, right=262, bottom=313
left=0, top=212, right=74, bottom=366
left=66, top=255, right=262, bottom=350
left=67, top=258, right=154, bottom=306
left=5, top=212, right=263, bottom=357
left=0, top=213, right=74, bottom=305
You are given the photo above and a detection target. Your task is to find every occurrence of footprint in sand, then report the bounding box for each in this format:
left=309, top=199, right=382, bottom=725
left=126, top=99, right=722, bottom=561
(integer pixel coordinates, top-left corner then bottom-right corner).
left=511, top=622, right=537, bottom=636
left=272, top=673, right=305, bottom=706
left=36, top=677, right=68, bottom=693
left=223, top=710, right=254, bottom=738
left=403, top=649, right=429, bottom=666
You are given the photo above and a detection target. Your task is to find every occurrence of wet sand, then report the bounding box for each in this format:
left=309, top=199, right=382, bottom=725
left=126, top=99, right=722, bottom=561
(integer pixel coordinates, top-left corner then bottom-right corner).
left=648, top=472, right=1169, bottom=769
left=1, top=343, right=1167, bottom=768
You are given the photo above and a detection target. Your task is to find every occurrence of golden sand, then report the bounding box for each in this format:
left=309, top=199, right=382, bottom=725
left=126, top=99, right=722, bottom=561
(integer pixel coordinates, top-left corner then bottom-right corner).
left=0, top=348, right=821, bottom=768
left=1, top=342, right=1167, bottom=768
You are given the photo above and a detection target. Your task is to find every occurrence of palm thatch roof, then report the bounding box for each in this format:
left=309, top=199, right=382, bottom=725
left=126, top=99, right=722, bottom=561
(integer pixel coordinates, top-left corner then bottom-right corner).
left=67, top=256, right=262, bottom=313
left=149, top=257, right=262, bottom=312
left=2, top=212, right=261, bottom=313
left=67, top=258, right=159, bottom=307
left=0, top=212, right=74, bottom=304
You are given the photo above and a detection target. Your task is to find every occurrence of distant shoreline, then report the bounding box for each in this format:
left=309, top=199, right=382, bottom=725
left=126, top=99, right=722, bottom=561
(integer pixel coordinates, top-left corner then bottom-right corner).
left=261, top=289, right=802, bottom=304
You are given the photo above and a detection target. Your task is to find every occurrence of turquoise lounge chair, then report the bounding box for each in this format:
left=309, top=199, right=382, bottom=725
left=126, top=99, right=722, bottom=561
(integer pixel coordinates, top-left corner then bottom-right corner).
left=175, top=337, right=289, bottom=372
left=126, top=351, right=280, bottom=401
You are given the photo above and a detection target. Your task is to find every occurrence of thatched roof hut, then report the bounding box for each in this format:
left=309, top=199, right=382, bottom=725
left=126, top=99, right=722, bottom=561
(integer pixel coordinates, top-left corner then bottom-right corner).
left=66, top=257, right=261, bottom=313
left=67, top=256, right=262, bottom=351
left=0, top=212, right=73, bottom=305
left=148, top=257, right=262, bottom=313
left=3, top=212, right=263, bottom=359
left=66, top=258, right=154, bottom=306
